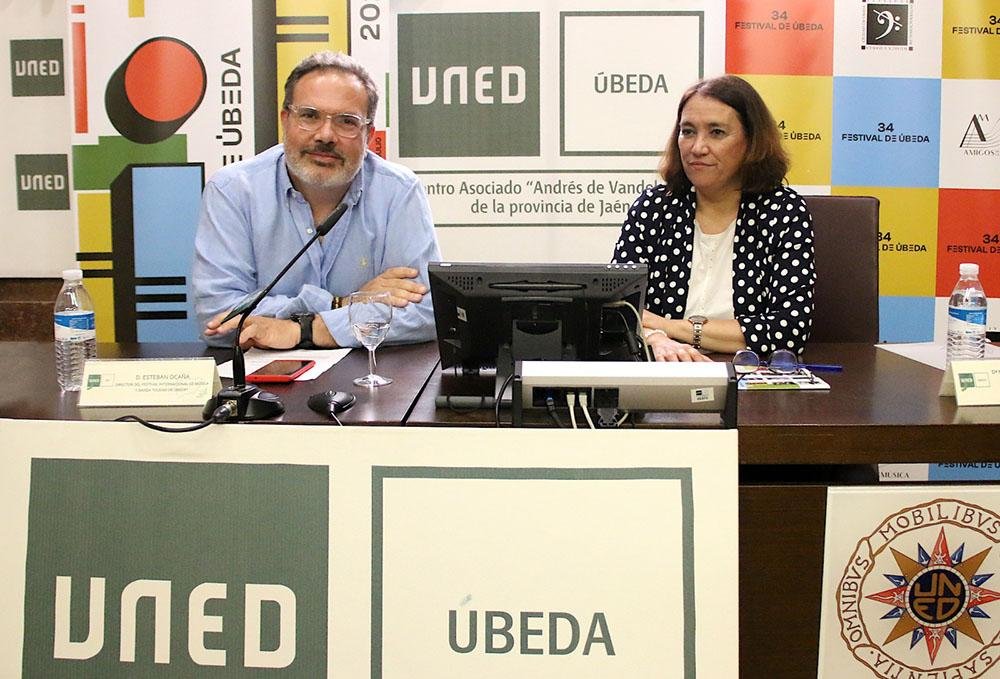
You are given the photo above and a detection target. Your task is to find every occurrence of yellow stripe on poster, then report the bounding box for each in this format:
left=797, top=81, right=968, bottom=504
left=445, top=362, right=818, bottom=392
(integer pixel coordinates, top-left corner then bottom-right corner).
left=77, top=192, right=112, bottom=254
left=128, top=0, right=145, bottom=18
left=87, top=277, right=116, bottom=343
left=76, top=192, right=115, bottom=341
left=274, top=0, right=350, bottom=140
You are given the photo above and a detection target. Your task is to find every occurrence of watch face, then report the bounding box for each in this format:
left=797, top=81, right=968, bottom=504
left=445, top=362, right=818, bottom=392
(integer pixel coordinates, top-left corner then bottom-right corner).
left=689, top=315, right=707, bottom=325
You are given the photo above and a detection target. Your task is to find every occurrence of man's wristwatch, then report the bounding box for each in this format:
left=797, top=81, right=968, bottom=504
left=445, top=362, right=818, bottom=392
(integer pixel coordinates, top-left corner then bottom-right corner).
left=290, top=312, right=316, bottom=349
left=688, top=315, right=708, bottom=350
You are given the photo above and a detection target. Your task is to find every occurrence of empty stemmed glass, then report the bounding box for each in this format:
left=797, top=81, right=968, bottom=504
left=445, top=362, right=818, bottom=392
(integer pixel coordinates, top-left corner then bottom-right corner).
left=347, top=290, right=393, bottom=387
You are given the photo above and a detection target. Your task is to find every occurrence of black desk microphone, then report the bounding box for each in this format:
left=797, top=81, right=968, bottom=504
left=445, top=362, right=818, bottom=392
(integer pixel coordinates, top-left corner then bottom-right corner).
left=203, top=202, right=349, bottom=421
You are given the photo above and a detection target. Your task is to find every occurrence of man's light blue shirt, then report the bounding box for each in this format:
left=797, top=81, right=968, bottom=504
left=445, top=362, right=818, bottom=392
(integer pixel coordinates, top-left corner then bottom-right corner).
left=192, top=145, right=441, bottom=347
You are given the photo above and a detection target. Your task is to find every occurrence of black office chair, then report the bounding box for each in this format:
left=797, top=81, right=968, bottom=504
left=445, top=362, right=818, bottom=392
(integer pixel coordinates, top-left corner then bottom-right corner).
left=802, top=195, right=880, bottom=343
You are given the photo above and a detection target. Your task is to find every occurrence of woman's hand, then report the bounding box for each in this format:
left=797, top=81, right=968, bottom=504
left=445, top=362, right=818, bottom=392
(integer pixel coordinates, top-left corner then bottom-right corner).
left=645, top=332, right=711, bottom=362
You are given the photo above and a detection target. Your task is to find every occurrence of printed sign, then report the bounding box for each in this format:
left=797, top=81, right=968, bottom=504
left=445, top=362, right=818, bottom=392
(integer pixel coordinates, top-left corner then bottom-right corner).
left=23, top=459, right=329, bottom=676
left=1, top=420, right=739, bottom=678
left=820, top=488, right=1000, bottom=679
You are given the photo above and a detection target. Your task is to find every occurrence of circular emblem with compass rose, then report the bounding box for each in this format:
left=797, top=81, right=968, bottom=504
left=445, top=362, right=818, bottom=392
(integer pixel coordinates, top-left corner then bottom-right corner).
left=837, top=499, right=1000, bottom=678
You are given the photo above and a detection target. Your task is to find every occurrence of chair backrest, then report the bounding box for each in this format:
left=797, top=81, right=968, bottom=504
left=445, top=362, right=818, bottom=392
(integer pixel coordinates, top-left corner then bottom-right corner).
left=802, top=195, right=880, bottom=344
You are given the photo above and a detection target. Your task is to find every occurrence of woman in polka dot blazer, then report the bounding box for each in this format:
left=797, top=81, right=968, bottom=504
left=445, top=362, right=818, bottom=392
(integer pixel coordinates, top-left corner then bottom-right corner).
left=612, top=75, right=816, bottom=362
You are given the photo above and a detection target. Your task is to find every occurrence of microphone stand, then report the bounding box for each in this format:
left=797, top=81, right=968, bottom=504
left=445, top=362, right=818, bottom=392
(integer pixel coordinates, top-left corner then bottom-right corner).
left=203, top=203, right=349, bottom=421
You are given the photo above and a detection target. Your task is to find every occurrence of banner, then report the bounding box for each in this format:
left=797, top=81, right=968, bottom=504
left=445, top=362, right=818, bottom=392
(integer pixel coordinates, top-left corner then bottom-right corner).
left=1, top=418, right=739, bottom=677
left=377, top=0, right=723, bottom=263
left=2, top=0, right=998, bottom=343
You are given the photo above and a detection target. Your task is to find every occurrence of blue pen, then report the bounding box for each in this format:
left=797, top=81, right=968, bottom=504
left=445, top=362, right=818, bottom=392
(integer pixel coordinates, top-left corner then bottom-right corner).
left=800, top=363, right=843, bottom=372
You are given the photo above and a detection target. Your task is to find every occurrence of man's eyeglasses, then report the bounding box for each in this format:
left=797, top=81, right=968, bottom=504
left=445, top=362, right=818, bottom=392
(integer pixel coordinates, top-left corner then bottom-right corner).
left=285, top=104, right=370, bottom=138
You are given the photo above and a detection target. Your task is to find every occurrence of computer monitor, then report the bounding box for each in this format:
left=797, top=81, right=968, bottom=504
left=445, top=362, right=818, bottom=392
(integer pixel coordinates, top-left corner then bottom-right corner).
left=428, top=261, right=649, bottom=387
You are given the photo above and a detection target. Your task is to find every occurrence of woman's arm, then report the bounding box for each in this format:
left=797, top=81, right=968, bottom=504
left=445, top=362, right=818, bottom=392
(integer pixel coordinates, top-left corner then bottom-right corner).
left=643, top=310, right=746, bottom=358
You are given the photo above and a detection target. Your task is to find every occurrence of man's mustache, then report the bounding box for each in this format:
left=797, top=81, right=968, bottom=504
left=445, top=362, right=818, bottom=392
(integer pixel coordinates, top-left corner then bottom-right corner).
left=303, top=144, right=344, bottom=161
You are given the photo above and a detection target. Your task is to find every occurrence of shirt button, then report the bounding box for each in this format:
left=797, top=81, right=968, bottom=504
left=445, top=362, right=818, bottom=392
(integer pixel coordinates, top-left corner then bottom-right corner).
left=306, top=228, right=314, bottom=235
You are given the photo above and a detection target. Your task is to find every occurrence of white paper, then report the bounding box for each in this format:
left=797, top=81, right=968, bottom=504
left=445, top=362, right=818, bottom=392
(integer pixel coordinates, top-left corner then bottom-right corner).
left=217, top=347, right=351, bottom=380
left=876, top=341, right=1000, bottom=371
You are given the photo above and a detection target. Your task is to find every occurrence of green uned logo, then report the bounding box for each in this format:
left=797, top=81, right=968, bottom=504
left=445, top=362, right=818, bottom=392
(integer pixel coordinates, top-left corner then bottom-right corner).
left=15, top=154, right=69, bottom=211
left=958, top=373, right=976, bottom=391
left=10, top=39, right=64, bottom=97
left=397, top=12, right=540, bottom=157
left=22, top=459, right=329, bottom=677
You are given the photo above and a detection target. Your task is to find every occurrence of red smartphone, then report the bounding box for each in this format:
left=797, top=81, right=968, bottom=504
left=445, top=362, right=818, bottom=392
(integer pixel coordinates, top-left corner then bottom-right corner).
left=245, top=359, right=315, bottom=383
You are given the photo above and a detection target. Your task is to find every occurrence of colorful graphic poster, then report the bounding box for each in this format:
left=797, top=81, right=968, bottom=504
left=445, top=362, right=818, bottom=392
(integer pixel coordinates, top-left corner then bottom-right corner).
left=819, top=488, right=1000, bottom=679
left=68, top=2, right=255, bottom=342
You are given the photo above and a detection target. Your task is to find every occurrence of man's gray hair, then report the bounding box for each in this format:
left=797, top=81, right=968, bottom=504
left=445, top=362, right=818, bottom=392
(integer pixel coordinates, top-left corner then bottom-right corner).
left=282, top=51, right=379, bottom=121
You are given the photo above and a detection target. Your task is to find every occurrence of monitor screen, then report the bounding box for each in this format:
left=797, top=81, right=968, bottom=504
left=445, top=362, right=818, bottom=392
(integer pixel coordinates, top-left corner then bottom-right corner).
left=428, top=262, right=648, bottom=376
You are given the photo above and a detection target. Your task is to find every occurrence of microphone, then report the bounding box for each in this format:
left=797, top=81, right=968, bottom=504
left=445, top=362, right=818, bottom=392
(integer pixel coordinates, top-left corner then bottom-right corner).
left=203, top=202, right=349, bottom=421
left=217, top=202, right=348, bottom=326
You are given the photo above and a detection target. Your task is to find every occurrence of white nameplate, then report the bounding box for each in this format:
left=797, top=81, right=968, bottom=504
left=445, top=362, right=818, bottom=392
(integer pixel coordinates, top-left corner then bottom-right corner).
left=78, top=358, right=220, bottom=409
left=944, top=358, right=1000, bottom=406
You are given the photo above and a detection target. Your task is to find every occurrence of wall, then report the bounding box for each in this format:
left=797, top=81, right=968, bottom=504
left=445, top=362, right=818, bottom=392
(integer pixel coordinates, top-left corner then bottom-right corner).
left=1, top=1, right=998, bottom=343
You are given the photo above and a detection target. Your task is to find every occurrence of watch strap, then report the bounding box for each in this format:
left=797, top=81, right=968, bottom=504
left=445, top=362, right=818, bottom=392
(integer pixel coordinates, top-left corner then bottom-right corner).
left=688, top=316, right=707, bottom=350
left=291, top=312, right=316, bottom=349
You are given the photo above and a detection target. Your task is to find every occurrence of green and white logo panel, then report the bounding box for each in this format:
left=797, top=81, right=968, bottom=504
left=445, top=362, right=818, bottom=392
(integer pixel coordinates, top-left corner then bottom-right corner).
left=397, top=12, right=540, bottom=158
left=15, top=154, right=69, bottom=211
left=372, top=466, right=697, bottom=678
left=561, top=12, right=703, bottom=155
left=10, top=38, right=64, bottom=97
left=23, top=459, right=329, bottom=677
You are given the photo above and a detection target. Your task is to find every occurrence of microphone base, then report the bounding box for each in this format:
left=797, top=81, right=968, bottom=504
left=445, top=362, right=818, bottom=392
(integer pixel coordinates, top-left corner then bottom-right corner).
left=203, top=384, right=285, bottom=422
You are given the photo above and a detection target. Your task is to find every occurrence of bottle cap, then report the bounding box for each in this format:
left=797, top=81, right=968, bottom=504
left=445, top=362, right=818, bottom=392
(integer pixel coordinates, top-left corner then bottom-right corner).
left=61, top=268, right=84, bottom=281
left=959, top=263, right=979, bottom=276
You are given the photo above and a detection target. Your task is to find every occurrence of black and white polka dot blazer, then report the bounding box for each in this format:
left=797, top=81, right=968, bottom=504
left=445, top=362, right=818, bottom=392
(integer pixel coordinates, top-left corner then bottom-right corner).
left=612, top=184, right=816, bottom=356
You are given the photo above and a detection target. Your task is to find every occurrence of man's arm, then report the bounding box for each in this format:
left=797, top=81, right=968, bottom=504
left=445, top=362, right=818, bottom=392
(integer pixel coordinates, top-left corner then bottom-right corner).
left=192, top=177, right=335, bottom=346
left=318, top=179, right=441, bottom=347
left=218, top=313, right=338, bottom=350
left=191, top=181, right=263, bottom=346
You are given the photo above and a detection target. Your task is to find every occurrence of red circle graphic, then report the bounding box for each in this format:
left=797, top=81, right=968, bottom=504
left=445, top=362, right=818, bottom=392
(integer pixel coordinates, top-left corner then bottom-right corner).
left=124, top=39, right=205, bottom=122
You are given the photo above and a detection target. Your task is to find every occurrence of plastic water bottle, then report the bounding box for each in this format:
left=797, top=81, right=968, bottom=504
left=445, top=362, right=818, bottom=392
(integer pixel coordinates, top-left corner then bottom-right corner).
left=54, top=268, right=96, bottom=391
left=946, top=262, right=987, bottom=368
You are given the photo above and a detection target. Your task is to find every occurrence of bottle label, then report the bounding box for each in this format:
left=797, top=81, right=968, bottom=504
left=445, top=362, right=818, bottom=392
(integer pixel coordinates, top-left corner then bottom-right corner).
left=54, top=311, right=96, bottom=341
left=948, top=307, right=987, bottom=327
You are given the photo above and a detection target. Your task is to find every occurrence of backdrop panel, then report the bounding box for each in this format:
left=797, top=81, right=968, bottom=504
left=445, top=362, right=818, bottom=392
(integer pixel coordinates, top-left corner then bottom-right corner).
left=0, top=418, right=739, bottom=678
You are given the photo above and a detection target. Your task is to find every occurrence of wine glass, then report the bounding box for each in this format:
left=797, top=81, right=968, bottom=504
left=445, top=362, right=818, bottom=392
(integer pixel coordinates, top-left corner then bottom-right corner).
left=347, top=290, right=393, bottom=387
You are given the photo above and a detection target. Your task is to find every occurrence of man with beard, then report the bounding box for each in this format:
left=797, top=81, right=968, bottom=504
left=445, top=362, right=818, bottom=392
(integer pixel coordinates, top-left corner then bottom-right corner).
left=192, top=51, right=440, bottom=349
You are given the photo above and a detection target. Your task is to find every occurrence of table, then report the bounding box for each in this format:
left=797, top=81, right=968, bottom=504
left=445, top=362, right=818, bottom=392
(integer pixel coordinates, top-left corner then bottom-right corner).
left=5, top=340, right=1000, bottom=679
left=406, top=342, right=1000, bottom=678
left=410, top=343, right=1000, bottom=456
left=0, top=340, right=440, bottom=426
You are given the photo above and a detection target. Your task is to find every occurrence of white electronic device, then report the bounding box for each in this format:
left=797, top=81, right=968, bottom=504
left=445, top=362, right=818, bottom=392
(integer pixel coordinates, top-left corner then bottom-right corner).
left=512, top=360, right=735, bottom=422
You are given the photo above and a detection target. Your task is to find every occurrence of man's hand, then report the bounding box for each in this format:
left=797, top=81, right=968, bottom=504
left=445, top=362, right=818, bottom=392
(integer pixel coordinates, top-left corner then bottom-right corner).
left=234, top=316, right=301, bottom=350
left=203, top=310, right=301, bottom=349
left=359, top=267, right=427, bottom=307
left=204, top=309, right=240, bottom=338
